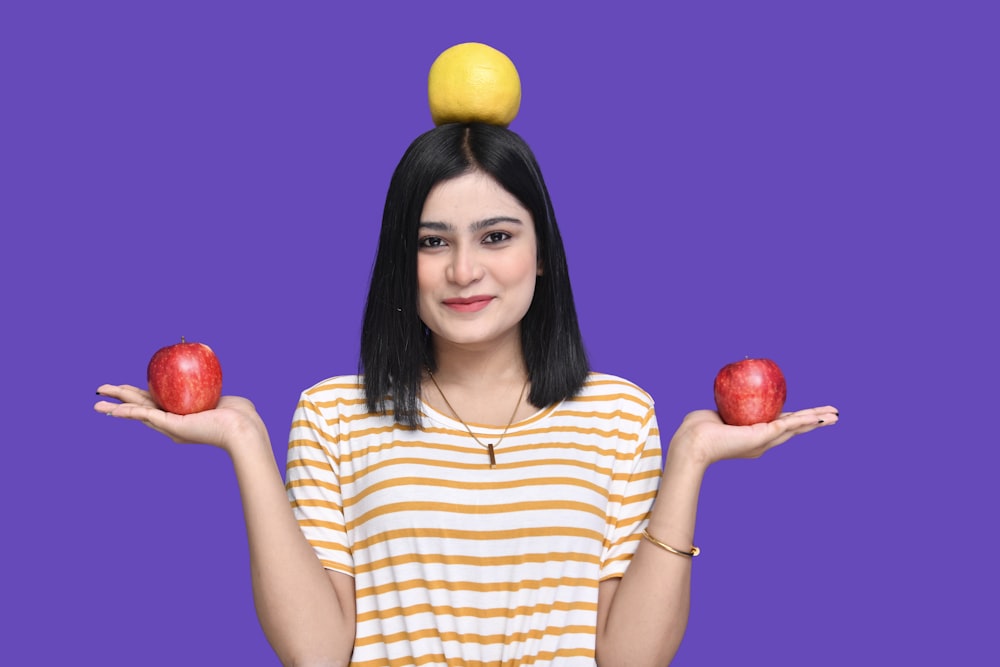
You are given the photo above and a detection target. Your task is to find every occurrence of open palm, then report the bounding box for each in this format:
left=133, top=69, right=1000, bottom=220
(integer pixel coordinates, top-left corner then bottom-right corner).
left=671, top=406, right=839, bottom=466
left=95, top=384, right=266, bottom=452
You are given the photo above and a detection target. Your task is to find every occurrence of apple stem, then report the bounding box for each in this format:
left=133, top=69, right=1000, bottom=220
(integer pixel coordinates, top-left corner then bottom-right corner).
left=181, top=336, right=186, bottom=343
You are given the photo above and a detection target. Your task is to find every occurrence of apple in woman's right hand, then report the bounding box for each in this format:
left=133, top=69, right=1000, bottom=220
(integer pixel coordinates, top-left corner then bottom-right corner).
left=147, top=337, right=223, bottom=415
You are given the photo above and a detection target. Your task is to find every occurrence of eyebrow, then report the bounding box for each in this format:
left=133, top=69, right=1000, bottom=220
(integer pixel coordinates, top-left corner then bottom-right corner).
left=418, top=216, right=524, bottom=232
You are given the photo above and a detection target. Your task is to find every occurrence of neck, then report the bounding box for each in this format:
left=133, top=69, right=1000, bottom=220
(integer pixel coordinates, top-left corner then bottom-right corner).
left=422, top=331, right=534, bottom=426
left=428, top=332, right=527, bottom=389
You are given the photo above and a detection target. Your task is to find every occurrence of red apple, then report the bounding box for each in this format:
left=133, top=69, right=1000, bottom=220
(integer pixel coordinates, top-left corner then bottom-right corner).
left=147, top=337, right=223, bottom=415
left=713, top=357, right=787, bottom=426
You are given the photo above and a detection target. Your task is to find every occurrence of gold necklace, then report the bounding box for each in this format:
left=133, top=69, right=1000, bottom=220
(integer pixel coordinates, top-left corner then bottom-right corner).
left=426, top=370, right=529, bottom=468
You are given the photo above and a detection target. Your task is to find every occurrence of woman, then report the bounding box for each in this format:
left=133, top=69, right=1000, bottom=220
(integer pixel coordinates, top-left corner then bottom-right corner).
left=96, top=123, right=838, bottom=666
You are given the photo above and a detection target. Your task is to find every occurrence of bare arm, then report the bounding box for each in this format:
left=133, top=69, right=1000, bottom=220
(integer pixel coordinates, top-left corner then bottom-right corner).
left=95, top=385, right=355, bottom=666
left=595, top=406, right=839, bottom=666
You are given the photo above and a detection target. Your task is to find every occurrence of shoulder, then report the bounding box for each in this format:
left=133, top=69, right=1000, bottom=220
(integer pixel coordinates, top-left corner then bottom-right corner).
left=292, top=375, right=393, bottom=439
left=573, top=372, right=656, bottom=410
left=561, top=373, right=661, bottom=452
left=301, top=374, right=366, bottom=401
left=296, top=375, right=372, bottom=417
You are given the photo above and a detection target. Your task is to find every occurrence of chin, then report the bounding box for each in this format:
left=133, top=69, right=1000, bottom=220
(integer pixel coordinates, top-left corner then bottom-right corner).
left=428, top=323, right=520, bottom=351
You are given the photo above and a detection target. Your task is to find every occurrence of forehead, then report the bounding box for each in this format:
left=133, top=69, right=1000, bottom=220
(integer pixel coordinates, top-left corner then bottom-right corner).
left=421, top=172, right=532, bottom=224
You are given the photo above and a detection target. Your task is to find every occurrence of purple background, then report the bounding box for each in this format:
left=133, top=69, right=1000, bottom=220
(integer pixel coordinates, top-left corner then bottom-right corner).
left=3, top=1, right=997, bottom=664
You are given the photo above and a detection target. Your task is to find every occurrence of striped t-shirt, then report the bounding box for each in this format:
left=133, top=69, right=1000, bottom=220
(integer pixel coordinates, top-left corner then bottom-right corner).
left=285, top=372, right=663, bottom=666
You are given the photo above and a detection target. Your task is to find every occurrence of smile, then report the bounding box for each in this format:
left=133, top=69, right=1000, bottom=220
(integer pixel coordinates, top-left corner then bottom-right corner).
left=442, top=295, right=494, bottom=313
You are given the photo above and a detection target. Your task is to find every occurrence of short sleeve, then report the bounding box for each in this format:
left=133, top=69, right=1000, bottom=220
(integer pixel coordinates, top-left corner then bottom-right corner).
left=600, top=405, right=663, bottom=580
left=285, top=391, right=354, bottom=576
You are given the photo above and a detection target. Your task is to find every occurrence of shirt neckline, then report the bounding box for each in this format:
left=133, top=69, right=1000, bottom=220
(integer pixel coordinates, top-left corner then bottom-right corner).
left=418, top=396, right=560, bottom=432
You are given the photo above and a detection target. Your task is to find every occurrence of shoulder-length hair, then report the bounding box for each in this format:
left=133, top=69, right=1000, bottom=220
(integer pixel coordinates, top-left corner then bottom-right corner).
left=360, top=123, right=589, bottom=426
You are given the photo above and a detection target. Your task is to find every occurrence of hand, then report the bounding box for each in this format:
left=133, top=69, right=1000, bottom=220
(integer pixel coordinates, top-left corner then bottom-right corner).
left=668, top=406, right=839, bottom=468
left=94, top=384, right=267, bottom=453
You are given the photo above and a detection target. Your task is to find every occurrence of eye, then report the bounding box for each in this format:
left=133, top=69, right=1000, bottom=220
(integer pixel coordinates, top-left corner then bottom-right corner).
left=483, top=231, right=512, bottom=244
left=418, top=236, right=447, bottom=248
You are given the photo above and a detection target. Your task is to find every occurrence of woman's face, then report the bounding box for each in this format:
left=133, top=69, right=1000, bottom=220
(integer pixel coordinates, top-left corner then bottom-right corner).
left=416, top=171, right=540, bottom=354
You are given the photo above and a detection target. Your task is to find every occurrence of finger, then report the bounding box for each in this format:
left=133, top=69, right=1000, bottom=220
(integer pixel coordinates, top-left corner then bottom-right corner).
left=762, top=408, right=840, bottom=449
left=779, top=405, right=840, bottom=422
left=96, top=383, right=136, bottom=396
left=98, top=400, right=162, bottom=421
left=95, top=384, right=157, bottom=408
left=96, top=383, right=152, bottom=400
left=101, top=401, right=196, bottom=441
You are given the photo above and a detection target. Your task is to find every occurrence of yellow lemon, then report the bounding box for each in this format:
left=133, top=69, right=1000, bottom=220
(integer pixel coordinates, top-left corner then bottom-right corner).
left=428, top=42, right=521, bottom=127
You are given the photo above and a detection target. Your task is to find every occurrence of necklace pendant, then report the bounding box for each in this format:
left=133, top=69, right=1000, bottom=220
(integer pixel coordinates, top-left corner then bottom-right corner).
left=487, top=443, right=497, bottom=468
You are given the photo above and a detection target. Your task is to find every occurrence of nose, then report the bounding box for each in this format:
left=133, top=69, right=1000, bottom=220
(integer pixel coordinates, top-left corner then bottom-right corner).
left=446, top=244, right=484, bottom=286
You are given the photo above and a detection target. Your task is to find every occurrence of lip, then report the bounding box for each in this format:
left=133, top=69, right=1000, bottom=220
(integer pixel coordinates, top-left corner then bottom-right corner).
left=442, top=295, right=494, bottom=313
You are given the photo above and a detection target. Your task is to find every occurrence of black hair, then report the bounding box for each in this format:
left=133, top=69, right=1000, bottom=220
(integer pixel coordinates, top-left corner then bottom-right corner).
left=360, top=123, right=589, bottom=426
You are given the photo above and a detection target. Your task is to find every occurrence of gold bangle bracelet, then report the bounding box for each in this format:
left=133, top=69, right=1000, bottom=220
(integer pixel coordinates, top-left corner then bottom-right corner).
left=642, top=528, right=700, bottom=558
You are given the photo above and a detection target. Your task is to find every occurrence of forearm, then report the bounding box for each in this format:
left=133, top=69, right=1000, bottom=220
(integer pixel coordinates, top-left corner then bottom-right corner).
left=228, top=428, right=355, bottom=666
left=597, top=445, right=706, bottom=667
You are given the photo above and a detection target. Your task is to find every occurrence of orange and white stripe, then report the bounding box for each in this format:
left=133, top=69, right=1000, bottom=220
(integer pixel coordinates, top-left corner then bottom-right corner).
left=286, top=373, right=662, bottom=666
